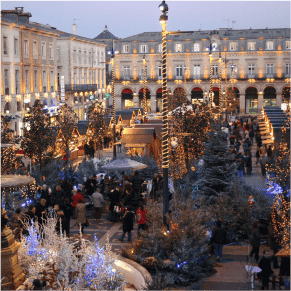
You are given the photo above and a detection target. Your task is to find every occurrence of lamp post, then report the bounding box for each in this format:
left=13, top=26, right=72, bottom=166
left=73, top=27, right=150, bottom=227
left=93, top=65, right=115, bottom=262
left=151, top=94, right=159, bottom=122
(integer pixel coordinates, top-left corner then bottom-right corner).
left=143, top=54, right=147, bottom=122
left=159, top=0, right=169, bottom=227
left=108, top=45, right=117, bottom=158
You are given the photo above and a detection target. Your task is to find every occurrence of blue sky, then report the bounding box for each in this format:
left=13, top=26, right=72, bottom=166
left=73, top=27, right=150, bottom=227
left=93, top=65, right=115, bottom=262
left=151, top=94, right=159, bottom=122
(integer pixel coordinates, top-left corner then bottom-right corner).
left=1, top=1, right=290, bottom=39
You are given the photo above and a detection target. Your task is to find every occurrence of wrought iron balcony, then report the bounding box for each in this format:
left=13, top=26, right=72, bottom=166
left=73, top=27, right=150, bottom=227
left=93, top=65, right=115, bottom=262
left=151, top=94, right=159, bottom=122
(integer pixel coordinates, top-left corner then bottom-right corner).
left=64, top=84, right=98, bottom=92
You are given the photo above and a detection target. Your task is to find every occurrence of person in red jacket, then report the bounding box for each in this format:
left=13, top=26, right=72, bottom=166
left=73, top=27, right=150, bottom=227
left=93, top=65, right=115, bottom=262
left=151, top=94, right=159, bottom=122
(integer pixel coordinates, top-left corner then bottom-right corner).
left=136, top=203, right=148, bottom=237
left=71, top=189, right=84, bottom=219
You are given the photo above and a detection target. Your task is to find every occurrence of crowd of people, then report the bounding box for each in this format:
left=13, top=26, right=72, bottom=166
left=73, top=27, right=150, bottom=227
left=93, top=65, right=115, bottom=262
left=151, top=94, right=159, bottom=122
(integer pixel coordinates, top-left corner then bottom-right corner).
left=227, top=116, right=274, bottom=178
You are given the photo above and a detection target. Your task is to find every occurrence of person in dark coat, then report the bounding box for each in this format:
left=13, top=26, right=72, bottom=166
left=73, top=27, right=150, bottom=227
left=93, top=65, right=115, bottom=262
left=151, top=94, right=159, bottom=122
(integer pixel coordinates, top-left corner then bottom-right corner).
left=84, top=178, right=94, bottom=196
left=249, top=128, right=255, bottom=145
left=246, top=152, right=252, bottom=175
left=258, top=250, right=274, bottom=290
left=249, top=221, right=261, bottom=263
left=129, top=170, right=144, bottom=202
left=84, top=143, right=90, bottom=158
left=23, top=205, right=36, bottom=226
left=63, top=198, right=72, bottom=237
left=51, top=185, right=65, bottom=209
left=55, top=210, right=68, bottom=236
left=118, top=206, right=135, bottom=242
left=35, top=199, right=47, bottom=226
left=40, top=184, right=51, bottom=207
left=109, top=187, right=120, bottom=222
left=90, top=145, right=95, bottom=159
left=257, top=133, right=262, bottom=148
left=210, top=220, right=227, bottom=261
left=61, top=179, right=73, bottom=202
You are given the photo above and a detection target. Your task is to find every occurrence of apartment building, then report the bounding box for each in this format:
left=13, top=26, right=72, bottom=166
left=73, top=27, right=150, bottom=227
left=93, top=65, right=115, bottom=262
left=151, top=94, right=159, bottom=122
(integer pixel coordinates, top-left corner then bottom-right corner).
left=112, top=28, right=290, bottom=114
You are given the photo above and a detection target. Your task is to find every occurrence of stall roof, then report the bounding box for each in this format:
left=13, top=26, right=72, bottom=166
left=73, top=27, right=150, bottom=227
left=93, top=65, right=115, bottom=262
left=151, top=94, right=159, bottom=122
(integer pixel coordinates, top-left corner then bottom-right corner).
left=122, top=128, right=156, bottom=144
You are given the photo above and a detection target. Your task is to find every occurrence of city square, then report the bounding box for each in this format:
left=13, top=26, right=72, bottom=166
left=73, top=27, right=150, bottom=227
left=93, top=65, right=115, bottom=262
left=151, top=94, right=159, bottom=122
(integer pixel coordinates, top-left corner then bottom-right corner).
left=1, top=1, right=290, bottom=290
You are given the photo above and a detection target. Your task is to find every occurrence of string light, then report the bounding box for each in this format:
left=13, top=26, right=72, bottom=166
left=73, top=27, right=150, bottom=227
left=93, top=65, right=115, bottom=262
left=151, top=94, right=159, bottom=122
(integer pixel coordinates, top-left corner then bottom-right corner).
left=219, top=55, right=222, bottom=118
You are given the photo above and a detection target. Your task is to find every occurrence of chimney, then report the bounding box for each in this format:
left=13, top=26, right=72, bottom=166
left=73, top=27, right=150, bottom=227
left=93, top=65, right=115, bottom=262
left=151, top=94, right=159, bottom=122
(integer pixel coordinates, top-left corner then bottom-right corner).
left=104, top=25, right=108, bottom=31
left=73, top=23, right=76, bottom=35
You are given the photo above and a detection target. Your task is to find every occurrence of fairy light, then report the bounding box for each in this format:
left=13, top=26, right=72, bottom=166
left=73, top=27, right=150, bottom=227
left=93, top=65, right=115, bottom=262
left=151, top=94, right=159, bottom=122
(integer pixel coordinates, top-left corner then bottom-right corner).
left=219, top=54, right=222, bottom=118
left=209, top=53, right=213, bottom=107
left=111, top=57, right=116, bottom=125
left=143, top=55, right=147, bottom=117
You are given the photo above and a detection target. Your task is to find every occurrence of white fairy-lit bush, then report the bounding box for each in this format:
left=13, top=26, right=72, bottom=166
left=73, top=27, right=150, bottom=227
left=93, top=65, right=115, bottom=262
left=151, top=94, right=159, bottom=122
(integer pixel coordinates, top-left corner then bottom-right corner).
left=18, top=212, right=125, bottom=290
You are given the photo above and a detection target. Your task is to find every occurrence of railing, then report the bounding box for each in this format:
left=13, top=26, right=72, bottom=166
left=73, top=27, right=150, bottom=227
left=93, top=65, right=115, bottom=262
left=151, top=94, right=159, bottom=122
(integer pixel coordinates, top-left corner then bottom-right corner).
left=64, top=84, right=98, bottom=92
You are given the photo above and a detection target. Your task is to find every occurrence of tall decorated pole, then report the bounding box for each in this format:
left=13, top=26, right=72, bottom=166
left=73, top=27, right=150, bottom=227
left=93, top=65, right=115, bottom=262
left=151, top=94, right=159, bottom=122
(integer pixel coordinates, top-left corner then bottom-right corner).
left=143, top=54, right=147, bottom=122
left=209, top=43, right=213, bottom=108
left=111, top=47, right=117, bottom=158
left=159, top=0, right=169, bottom=226
left=219, top=51, right=222, bottom=120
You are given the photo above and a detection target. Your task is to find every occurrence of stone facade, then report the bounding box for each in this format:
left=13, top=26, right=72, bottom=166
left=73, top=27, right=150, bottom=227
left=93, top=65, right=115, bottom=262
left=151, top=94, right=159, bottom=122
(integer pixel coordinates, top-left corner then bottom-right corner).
left=57, top=33, right=106, bottom=119
left=112, top=28, right=290, bottom=115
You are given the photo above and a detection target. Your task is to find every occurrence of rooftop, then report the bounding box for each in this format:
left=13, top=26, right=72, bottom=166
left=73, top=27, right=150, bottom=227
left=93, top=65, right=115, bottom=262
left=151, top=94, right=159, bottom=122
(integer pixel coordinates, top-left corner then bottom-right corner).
left=94, top=25, right=118, bottom=40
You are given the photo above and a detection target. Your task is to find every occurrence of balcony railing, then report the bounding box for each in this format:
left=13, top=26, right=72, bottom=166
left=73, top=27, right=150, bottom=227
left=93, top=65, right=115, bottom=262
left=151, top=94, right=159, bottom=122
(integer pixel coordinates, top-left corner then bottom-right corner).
left=64, top=84, right=98, bottom=92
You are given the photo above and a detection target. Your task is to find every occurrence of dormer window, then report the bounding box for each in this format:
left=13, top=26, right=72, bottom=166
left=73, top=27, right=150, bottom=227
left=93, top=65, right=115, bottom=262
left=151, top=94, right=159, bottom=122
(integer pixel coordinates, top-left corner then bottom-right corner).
left=140, top=44, right=147, bottom=53
left=266, top=41, right=274, bottom=50
left=194, top=43, right=200, bottom=52
left=123, top=45, right=129, bottom=53
left=158, top=44, right=162, bottom=53
left=229, top=42, right=237, bottom=51
left=176, top=43, right=182, bottom=52
left=212, top=42, right=218, bottom=50
left=248, top=42, right=255, bottom=50
left=286, top=41, right=291, bottom=49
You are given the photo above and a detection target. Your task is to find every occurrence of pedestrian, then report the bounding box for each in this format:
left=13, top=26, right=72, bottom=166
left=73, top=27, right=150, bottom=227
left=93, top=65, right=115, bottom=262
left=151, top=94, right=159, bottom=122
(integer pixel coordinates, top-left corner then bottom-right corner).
left=256, top=147, right=262, bottom=165
left=35, top=199, right=47, bottom=229
left=136, top=203, right=148, bottom=237
left=267, top=145, right=273, bottom=158
left=246, top=152, right=252, bottom=175
left=258, top=250, right=274, bottom=290
left=63, top=198, right=72, bottom=237
left=51, top=185, right=65, bottom=209
left=118, top=206, right=135, bottom=242
left=55, top=210, right=68, bottom=236
left=249, top=129, right=255, bottom=145
left=90, top=144, right=95, bottom=159
left=11, top=208, right=24, bottom=240
left=129, top=170, right=144, bottom=202
left=249, top=221, right=261, bottom=263
left=257, top=134, right=262, bottom=148
left=235, top=140, right=241, bottom=152
left=24, top=205, right=36, bottom=225
left=108, top=186, right=120, bottom=222
left=72, top=188, right=85, bottom=219
left=75, top=198, right=87, bottom=234
left=210, top=220, right=227, bottom=261
left=92, top=188, right=104, bottom=220
left=84, top=143, right=90, bottom=158
left=259, top=153, right=268, bottom=177
left=40, top=184, right=51, bottom=207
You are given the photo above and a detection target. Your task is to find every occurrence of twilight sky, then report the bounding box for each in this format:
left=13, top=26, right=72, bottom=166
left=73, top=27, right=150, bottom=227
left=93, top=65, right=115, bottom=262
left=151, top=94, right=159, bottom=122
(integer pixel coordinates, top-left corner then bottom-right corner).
left=1, top=1, right=290, bottom=39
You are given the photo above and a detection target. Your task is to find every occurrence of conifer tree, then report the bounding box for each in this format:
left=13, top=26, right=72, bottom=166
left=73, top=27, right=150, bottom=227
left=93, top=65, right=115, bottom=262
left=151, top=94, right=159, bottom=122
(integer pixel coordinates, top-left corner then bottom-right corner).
left=21, top=100, right=55, bottom=183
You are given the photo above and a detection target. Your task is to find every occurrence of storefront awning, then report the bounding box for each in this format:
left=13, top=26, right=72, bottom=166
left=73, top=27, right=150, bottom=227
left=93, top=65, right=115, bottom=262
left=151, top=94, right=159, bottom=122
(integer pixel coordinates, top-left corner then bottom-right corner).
left=125, top=143, right=147, bottom=148
left=262, top=139, right=274, bottom=145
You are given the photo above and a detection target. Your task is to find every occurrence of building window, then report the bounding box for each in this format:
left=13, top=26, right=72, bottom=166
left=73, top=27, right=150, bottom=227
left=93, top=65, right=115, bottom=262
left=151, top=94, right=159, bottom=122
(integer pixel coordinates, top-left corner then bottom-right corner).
left=266, top=41, right=274, bottom=50
left=79, top=72, right=82, bottom=84
left=97, top=52, right=99, bottom=66
left=74, top=72, right=77, bottom=85
left=176, top=43, right=182, bottom=52
left=266, top=64, right=274, bottom=76
left=286, top=41, right=291, bottom=49
left=158, top=65, right=162, bottom=79
left=212, top=65, right=218, bottom=77
left=140, top=45, right=147, bottom=53
left=4, top=69, right=9, bottom=94
left=248, top=64, right=255, bottom=77
left=14, top=38, right=19, bottom=55
left=123, top=45, right=129, bottom=53
left=34, top=70, right=38, bottom=92
left=3, top=36, right=8, bottom=55
left=25, top=70, right=29, bottom=93
left=140, top=66, right=147, bottom=80
left=212, top=42, right=218, bottom=50
left=15, top=70, right=20, bottom=94
left=285, top=63, right=290, bottom=75
left=194, top=43, right=200, bottom=52
left=24, top=40, right=29, bottom=57
left=123, top=66, right=130, bottom=79
left=248, top=42, right=255, bottom=50
left=17, top=101, right=21, bottom=111
left=33, top=41, right=37, bottom=59
left=57, top=48, right=60, bottom=62
left=50, top=71, right=54, bottom=91
left=176, top=65, right=183, bottom=79
left=72, top=49, right=76, bottom=63
left=42, top=71, right=47, bottom=92
left=41, top=42, right=46, bottom=59
left=84, top=73, right=87, bottom=84
left=84, top=51, right=87, bottom=64
left=88, top=51, right=92, bottom=64
left=49, top=43, right=53, bottom=60
left=193, top=65, right=200, bottom=79
left=79, top=50, right=82, bottom=63
left=229, top=42, right=237, bottom=51
left=158, top=44, right=162, bottom=53
left=230, top=64, right=237, bottom=76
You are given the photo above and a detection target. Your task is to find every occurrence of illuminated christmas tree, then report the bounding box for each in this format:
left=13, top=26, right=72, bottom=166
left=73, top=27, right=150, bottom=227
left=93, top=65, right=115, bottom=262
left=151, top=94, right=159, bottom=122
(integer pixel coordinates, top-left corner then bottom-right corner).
left=21, top=100, right=55, bottom=183
left=56, top=103, right=79, bottom=164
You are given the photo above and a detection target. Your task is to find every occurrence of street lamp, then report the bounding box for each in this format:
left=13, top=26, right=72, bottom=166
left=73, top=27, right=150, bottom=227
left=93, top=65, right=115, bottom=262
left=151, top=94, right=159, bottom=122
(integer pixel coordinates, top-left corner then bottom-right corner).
left=108, top=45, right=118, bottom=158
left=159, top=0, right=169, bottom=227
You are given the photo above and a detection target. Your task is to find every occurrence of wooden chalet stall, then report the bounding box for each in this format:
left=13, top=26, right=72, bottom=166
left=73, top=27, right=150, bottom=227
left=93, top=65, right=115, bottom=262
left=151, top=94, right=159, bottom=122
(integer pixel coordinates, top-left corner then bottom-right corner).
left=121, top=128, right=159, bottom=158
left=77, top=120, right=89, bottom=156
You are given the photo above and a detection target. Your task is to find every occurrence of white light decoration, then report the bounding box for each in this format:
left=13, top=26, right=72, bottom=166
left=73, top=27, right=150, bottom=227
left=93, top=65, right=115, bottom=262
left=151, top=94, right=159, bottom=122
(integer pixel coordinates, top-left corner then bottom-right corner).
left=281, top=102, right=287, bottom=111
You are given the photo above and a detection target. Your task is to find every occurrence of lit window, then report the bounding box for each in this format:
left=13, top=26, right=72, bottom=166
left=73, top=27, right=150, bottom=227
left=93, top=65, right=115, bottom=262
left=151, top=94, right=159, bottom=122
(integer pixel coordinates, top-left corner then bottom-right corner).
left=176, top=44, right=182, bottom=52
left=266, top=41, right=274, bottom=50
left=286, top=41, right=291, bottom=49
left=193, top=65, right=200, bottom=78
left=212, top=42, right=218, bottom=50
left=229, top=42, right=237, bottom=51
left=248, top=42, right=255, bottom=50
left=194, top=43, right=200, bottom=52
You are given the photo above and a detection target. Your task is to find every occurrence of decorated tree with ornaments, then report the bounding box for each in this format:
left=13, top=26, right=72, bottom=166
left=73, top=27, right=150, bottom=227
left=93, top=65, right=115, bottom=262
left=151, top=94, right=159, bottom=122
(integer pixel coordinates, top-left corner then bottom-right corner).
left=21, top=100, right=56, bottom=183
left=121, top=195, right=214, bottom=288
left=55, top=103, right=79, bottom=165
